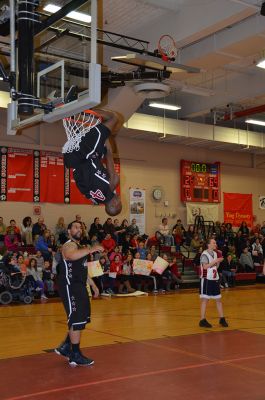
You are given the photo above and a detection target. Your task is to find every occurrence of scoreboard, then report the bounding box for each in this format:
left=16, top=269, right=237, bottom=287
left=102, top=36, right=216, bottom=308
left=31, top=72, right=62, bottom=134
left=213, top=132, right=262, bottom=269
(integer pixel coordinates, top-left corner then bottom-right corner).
left=180, top=160, right=221, bottom=203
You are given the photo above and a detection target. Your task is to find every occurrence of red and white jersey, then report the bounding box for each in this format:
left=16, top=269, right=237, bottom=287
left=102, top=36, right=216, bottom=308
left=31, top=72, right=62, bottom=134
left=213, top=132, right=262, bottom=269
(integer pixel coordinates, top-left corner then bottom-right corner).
left=200, top=250, right=219, bottom=281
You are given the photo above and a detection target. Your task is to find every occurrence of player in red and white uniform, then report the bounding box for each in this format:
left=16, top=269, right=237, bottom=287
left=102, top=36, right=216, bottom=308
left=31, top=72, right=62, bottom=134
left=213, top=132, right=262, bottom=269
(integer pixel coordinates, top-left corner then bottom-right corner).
left=199, top=238, right=228, bottom=328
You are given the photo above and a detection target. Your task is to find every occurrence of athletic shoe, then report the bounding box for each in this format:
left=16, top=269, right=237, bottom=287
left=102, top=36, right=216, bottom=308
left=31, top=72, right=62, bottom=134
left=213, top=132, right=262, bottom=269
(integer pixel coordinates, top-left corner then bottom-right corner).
left=220, top=284, right=224, bottom=289
left=54, top=341, right=71, bottom=358
left=101, top=291, right=111, bottom=297
left=225, top=283, right=229, bottom=288
left=199, top=319, right=212, bottom=328
left=106, top=288, right=114, bottom=295
left=219, top=317, right=229, bottom=327
left=153, top=289, right=158, bottom=294
left=69, top=352, right=95, bottom=367
left=41, top=294, right=48, bottom=300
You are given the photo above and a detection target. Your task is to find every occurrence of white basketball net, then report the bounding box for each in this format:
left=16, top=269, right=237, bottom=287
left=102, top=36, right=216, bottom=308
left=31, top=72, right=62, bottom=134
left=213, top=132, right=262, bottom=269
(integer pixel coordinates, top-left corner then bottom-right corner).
left=159, top=34, right=177, bottom=58
left=62, top=111, right=102, bottom=154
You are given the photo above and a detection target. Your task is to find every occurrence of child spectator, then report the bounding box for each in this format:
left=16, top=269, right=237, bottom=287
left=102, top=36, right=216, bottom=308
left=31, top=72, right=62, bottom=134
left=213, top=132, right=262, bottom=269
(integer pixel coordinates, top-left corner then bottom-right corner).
left=42, top=260, right=54, bottom=295
left=137, top=241, right=147, bottom=260
left=169, top=256, right=182, bottom=289
left=239, top=246, right=254, bottom=272
left=130, top=234, right=139, bottom=256
left=20, top=216, right=33, bottom=245
left=109, top=245, right=122, bottom=263
left=34, top=250, right=44, bottom=278
left=102, top=233, right=116, bottom=254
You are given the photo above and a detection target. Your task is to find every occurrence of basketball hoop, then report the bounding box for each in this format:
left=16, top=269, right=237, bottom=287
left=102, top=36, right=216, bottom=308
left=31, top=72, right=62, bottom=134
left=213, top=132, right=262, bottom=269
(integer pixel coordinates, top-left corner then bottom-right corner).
left=158, top=34, right=177, bottom=62
left=62, top=110, right=102, bottom=154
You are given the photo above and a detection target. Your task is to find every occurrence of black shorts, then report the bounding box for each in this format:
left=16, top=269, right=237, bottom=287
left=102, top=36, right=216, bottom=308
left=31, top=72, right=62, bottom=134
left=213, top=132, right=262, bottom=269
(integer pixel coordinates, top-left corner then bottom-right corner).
left=59, top=282, right=91, bottom=331
left=199, top=278, right=221, bottom=300
left=73, top=159, right=115, bottom=204
left=63, top=123, right=110, bottom=169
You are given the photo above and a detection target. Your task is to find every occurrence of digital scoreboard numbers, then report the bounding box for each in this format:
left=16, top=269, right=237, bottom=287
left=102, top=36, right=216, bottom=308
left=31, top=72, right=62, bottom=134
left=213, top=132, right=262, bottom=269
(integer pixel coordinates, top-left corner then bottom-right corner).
left=180, top=160, right=221, bottom=203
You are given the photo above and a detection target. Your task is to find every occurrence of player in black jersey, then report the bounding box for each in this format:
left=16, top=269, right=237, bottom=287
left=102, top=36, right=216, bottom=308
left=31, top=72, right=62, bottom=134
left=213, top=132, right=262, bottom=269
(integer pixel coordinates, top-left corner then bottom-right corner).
left=63, top=108, right=124, bottom=216
left=55, top=220, right=103, bottom=367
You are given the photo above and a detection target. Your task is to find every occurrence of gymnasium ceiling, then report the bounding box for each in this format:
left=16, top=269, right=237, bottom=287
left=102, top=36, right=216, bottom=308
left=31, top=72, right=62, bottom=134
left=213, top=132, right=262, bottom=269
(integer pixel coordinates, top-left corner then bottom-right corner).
left=2, top=0, right=265, bottom=135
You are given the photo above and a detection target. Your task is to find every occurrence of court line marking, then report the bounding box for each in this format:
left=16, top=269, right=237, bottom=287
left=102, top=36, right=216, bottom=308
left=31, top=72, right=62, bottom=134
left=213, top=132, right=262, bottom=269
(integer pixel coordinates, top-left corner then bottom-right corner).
left=4, top=352, right=265, bottom=400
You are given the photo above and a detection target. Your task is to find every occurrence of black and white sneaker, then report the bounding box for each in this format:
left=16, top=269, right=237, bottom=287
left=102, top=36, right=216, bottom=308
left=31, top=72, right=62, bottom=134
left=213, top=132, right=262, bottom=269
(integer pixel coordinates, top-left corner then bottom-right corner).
left=54, top=341, right=71, bottom=358
left=69, top=352, right=95, bottom=367
left=199, top=318, right=212, bottom=328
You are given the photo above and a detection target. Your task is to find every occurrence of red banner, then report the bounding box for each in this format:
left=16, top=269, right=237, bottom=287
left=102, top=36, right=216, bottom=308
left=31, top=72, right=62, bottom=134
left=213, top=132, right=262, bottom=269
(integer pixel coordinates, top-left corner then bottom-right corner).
left=40, top=151, right=65, bottom=203
left=223, top=193, right=253, bottom=227
left=6, top=148, right=33, bottom=202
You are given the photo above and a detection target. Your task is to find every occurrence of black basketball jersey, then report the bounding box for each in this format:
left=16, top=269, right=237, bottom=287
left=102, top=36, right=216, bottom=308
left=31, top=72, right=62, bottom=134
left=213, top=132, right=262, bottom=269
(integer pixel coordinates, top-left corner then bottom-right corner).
left=58, top=240, right=88, bottom=285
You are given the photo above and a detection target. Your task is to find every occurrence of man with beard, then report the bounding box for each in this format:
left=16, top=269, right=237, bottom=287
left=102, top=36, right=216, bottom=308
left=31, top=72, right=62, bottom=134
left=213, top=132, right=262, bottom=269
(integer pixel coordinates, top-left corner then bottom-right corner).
left=55, top=220, right=103, bottom=367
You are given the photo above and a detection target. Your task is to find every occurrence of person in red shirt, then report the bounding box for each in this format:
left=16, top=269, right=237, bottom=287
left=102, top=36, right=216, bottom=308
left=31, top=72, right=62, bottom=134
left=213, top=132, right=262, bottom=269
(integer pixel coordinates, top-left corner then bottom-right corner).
left=110, top=255, right=135, bottom=294
left=109, top=245, right=122, bottom=263
left=101, top=233, right=116, bottom=254
left=169, top=256, right=182, bottom=289
left=129, top=234, right=139, bottom=256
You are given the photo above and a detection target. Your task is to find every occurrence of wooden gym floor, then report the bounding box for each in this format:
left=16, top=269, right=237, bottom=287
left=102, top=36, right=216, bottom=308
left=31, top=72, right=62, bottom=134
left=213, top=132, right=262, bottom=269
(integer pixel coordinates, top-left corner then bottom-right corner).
left=0, top=286, right=265, bottom=400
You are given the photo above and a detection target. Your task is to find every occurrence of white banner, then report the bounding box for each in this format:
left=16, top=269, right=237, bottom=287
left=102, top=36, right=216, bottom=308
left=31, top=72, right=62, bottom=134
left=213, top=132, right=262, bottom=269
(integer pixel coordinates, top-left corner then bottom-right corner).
left=259, top=196, right=265, bottom=209
left=129, top=188, right=145, bottom=234
left=186, top=202, right=219, bottom=225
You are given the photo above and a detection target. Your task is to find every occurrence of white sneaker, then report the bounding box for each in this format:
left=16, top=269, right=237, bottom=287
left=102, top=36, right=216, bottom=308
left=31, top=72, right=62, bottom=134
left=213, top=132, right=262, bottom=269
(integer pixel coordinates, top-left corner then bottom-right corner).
left=41, top=294, right=48, bottom=300
left=225, top=283, right=229, bottom=288
left=101, top=291, right=111, bottom=297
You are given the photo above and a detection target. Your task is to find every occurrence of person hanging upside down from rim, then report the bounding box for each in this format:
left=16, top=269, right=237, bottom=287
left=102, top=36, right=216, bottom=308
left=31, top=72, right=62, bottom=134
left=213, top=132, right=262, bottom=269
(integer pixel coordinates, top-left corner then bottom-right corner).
left=62, top=107, right=124, bottom=216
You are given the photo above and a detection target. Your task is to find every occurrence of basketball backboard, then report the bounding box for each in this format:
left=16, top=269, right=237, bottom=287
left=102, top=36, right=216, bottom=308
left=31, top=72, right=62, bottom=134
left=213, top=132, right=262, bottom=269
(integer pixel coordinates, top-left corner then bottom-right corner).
left=7, top=0, right=101, bottom=134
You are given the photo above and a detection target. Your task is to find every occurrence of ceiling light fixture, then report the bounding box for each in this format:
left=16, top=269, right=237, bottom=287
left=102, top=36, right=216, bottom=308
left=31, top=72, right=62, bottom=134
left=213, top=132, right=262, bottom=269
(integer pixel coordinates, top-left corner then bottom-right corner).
left=43, top=4, right=91, bottom=23
left=149, top=102, right=181, bottom=111
left=245, top=118, right=265, bottom=126
left=181, top=85, right=214, bottom=97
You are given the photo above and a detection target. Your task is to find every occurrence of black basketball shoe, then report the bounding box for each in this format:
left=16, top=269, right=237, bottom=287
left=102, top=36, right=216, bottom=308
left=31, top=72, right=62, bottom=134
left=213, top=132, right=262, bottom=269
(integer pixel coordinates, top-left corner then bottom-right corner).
left=219, top=317, right=229, bottom=327
left=69, top=352, right=95, bottom=367
left=54, top=341, right=71, bottom=358
left=199, top=318, right=212, bottom=328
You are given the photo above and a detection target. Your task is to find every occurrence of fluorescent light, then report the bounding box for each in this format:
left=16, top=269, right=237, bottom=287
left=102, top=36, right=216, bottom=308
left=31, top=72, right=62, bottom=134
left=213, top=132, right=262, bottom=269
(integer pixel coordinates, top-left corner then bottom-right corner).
left=149, top=102, right=181, bottom=111
left=256, top=59, right=265, bottom=69
left=245, top=119, right=265, bottom=126
left=43, top=4, right=91, bottom=23
left=181, top=85, right=214, bottom=97
left=0, top=77, right=3, bottom=81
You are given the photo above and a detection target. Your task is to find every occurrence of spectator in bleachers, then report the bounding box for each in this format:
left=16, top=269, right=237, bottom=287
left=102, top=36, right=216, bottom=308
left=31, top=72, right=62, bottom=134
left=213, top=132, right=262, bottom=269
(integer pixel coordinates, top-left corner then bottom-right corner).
left=121, top=234, right=131, bottom=255
left=129, top=233, right=139, bottom=256
left=158, top=217, right=174, bottom=246
left=214, top=221, right=221, bottom=237
left=119, top=219, right=129, bottom=242
left=75, top=214, right=87, bottom=234
left=251, top=238, right=263, bottom=265
left=20, top=216, right=33, bottom=245
left=239, top=246, right=254, bottom=272
left=54, top=217, right=68, bottom=245
left=35, top=230, right=52, bottom=261
left=234, top=231, right=247, bottom=257
left=149, top=245, right=158, bottom=261
left=109, top=245, right=122, bottom=263
left=103, top=217, right=115, bottom=237
left=101, top=233, right=116, bottom=254
left=137, top=241, right=148, bottom=260
left=0, top=217, right=7, bottom=245
left=4, top=230, right=20, bottom=252
left=49, top=234, right=58, bottom=253
left=42, top=259, right=54, bottom=295
left=220, top=254, right=237, bottom=288
left=184, top=225, right=194, bottom=247
left=17, top=254, right=27, bottom=275
left=225, top=223, right=234, bottom=246
left=6, top=219, right=21, bottom=237
left=89, top=217, right=104, bottom=241
left=35, top=250, right=44, bottom=273
left=32, top=217, right=46, bottom=240
left=127, top=218, right=140, bottom=237
left=117, top=253, right=135, bottom=294
left=190, top=234, right=203, bottom=252
left=27, top=257, right=47, bottom=300
left=113, top=219, right=124, bottom=244
left=238, top=221, right=249, bottom=237
left=169, top=256, right=182, bottom=289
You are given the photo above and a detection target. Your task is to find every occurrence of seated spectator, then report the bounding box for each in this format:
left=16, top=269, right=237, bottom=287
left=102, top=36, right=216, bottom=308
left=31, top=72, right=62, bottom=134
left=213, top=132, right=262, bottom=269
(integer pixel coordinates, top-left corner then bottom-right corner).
left=158, top=218, right=174, bottom=246
left=35, top=230, right=52, bottom=261
left=214, top=221, right=221, bottom=237
left=137, top=241, right=148, bottom=260
left=113, top=219, right=124, bottom=244
left=121, top=234, right=131, bottom=255
left=20, top=216, right=33, bottom=245
left=89, top=217, right=104, bottom=241
left=0, top=216, right=7, bottom=246
left=173, top=219, right=185, bottom=235
left=127, top=218, right=140, bottom=237
left=6, top=219, right=21, bottom=237
left=27, top=257, right=47, bottom=300
left=184, top=225, right=194, bottom=247
left=118, top=253, right=135, bottom=294
left=238, top=221, right=249, bottom=237
left=109, top=245, right=122, bottom=263
left=234, top=231, right=247, bottom=257
left=32, top=217, right=46, bottom=240
left=102, top=233, right=116, bottom=254
left=103, top=217, right=115, bottom=237
left=42, top=259, right=54, bottom=295
left=225, top=223, right=234, bottom=246
left=119, top=219, right=129, bottom=243
left=34, top=250, right=44, bottom=274
left=4, top=232, right=20, bottom=252
left=149, top=245, right=158, bottom=261
left=129, top=234, right=139, bottom=256
left=251, top=238, right=263, bottom=264
left=17, top=254, right=27, bottom=275
left=190, top=234, right=203, bottom=252
left=220, top=254, right=237, bottom=288
left=169, top=256, right=182, bottom=288
left=49, top=234, right=58, bottom=252
left=227, top=245, right=237, bottom=262
left=239, top=246, right=254, bottom=272
left=54, top=217, right=68, bottom=245
left=172, top=225, right=183, bottom=250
